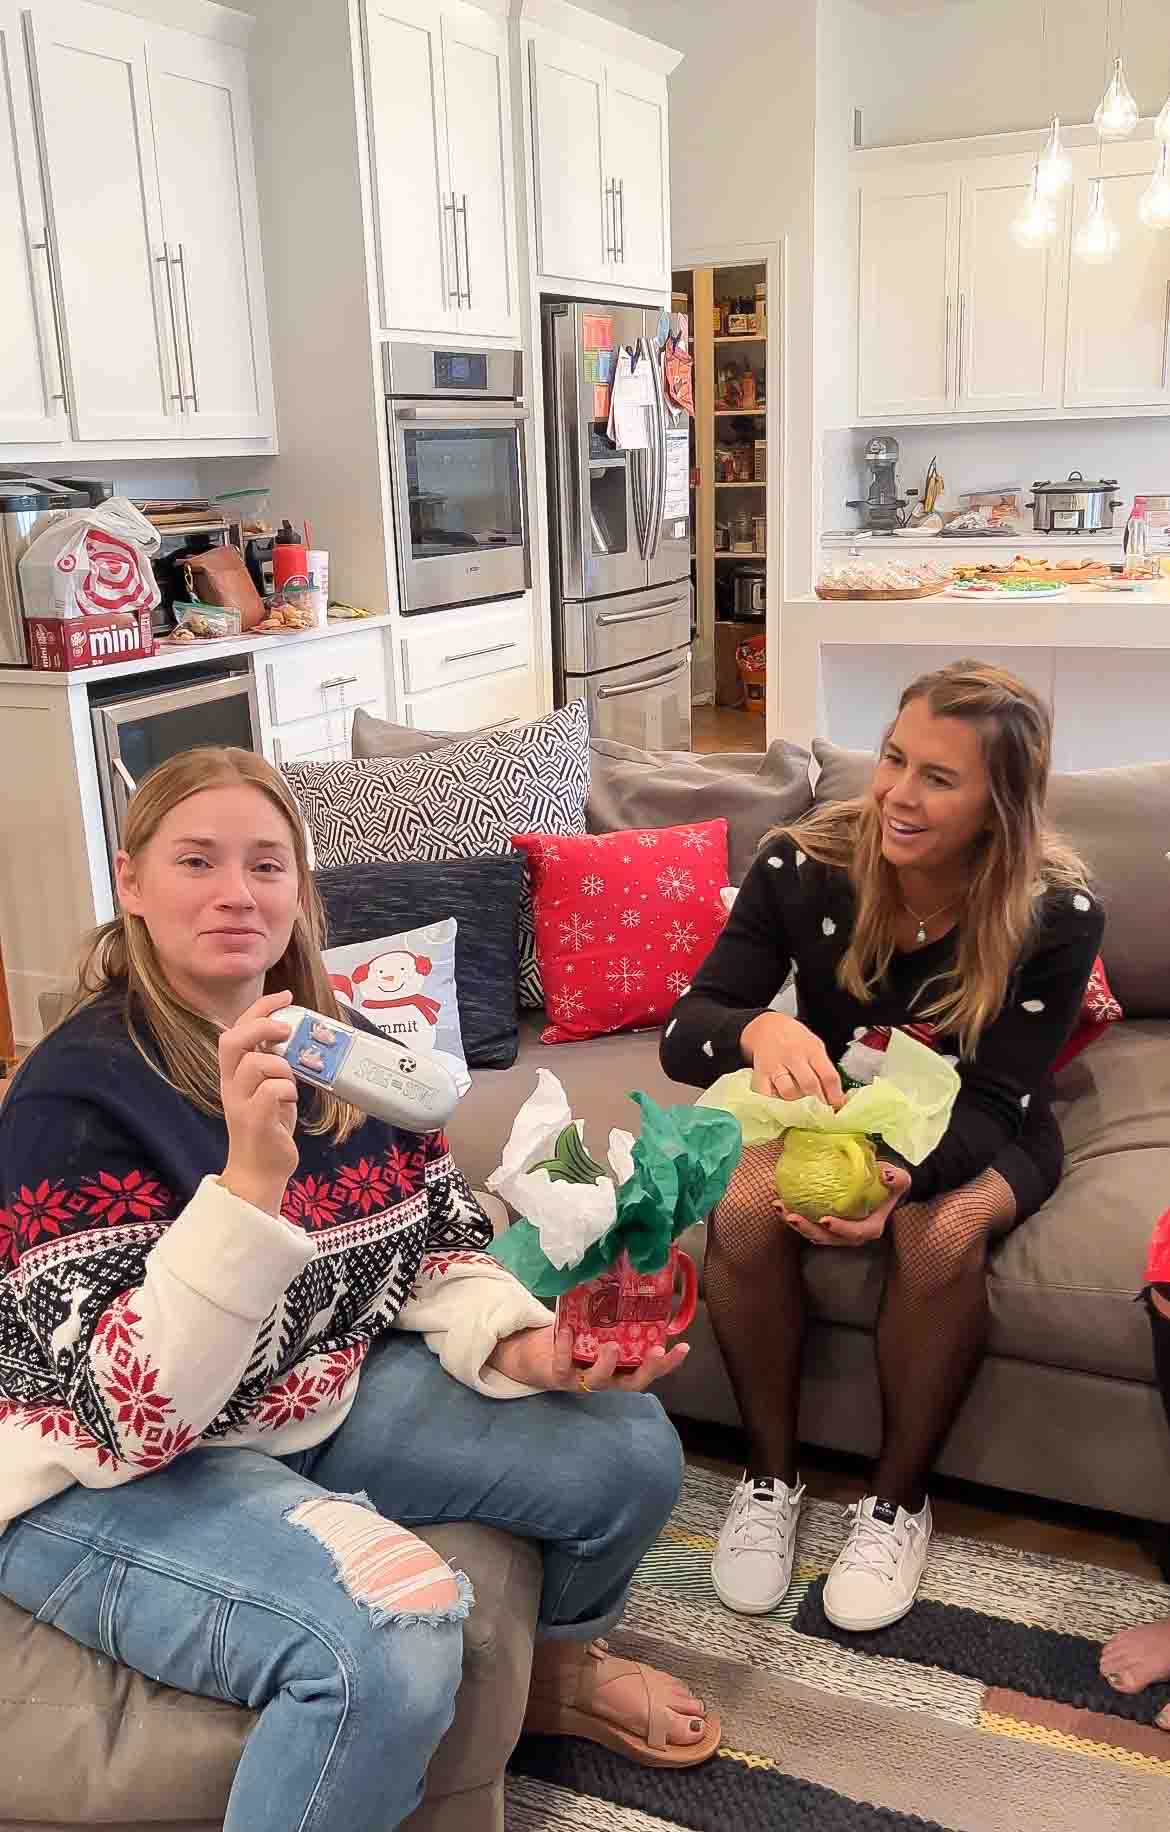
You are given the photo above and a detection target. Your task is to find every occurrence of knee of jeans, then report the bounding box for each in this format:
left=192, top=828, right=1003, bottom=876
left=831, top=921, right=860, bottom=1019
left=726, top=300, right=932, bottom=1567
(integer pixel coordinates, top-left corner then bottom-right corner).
left=615, top=1397, right=684, bottom=1538
left=285, top=1493, right=473, bottom=1629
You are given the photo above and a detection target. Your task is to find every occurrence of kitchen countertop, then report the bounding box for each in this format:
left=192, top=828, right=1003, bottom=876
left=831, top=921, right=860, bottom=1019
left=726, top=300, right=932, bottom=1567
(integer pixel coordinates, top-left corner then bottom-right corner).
left=792, top=578, right=1170, bottom=625
left=2, top=612, right=394, bottom=687
left=821, top=530, right=1125, bottom=547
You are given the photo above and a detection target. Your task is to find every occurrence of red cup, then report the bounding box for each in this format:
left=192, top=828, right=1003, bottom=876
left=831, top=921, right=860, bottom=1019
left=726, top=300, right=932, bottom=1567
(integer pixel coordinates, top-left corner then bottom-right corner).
left=555, top=1246, right=698, bottom=1369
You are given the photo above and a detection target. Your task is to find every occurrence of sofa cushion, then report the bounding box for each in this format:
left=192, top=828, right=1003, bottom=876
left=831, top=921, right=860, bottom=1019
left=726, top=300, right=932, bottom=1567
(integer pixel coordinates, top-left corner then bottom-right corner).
left=351, top=706, right=502, bottom=759
left=586, top=736, right=813, bottom=884
left=0, top=1521, right=540, bottom=1827
left=811, top=740, right=1170, bottom=1019
left=315, top=856, right=523, bottom=1069
left=447, top=1016, right=692, bottom=1192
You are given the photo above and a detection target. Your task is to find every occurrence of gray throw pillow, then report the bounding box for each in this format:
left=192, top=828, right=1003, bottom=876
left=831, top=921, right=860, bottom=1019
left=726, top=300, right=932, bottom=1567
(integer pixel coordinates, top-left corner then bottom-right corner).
left=812, top=739, right=1170, bottom=1020
left=285, top=700, right=591, bottom=1010
left=314, top=856, right=523, bottom=1068
left=351, top=706, right=501, bottom=760
left=586, top=736, right=813, bottom=883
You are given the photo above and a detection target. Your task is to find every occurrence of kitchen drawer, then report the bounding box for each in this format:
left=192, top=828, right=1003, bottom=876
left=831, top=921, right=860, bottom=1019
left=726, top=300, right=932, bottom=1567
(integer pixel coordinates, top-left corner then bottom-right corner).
left=398, top=605, right=531, bottom=696
left=259, top=630, right=387, bottom=728
left=403, top=666, right=541, bottom=734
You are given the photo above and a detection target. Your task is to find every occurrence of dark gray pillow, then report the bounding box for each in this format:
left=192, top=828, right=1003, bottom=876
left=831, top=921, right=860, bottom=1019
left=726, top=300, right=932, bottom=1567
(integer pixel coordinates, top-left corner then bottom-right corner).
left=314, top=856, right=524, bottom=1068
left=812, top=738, right=1170, bottom=1020
left=586, top=736, right=813, bottom=883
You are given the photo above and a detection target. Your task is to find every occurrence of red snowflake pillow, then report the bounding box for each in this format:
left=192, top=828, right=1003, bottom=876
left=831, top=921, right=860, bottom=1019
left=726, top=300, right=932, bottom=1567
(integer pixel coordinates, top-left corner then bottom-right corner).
left=1050, top=955, right=1123, bottom=1074
left=512, top=820, right=730, bottom=1044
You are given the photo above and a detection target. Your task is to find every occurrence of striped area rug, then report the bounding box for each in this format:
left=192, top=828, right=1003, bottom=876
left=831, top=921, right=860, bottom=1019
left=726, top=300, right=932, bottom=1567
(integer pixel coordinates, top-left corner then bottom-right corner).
left=507, top=1465, right=1170, bottom=1832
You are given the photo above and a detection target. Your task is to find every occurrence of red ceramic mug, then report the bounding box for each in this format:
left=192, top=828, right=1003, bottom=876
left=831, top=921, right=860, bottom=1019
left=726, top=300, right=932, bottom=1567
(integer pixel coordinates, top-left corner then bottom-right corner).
left=555, top=1246, right=699, bottom=1369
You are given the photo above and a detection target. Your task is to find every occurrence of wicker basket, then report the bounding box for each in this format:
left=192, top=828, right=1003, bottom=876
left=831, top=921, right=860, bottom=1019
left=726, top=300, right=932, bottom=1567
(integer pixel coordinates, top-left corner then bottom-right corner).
left=815, top=583, right=943, bottom=601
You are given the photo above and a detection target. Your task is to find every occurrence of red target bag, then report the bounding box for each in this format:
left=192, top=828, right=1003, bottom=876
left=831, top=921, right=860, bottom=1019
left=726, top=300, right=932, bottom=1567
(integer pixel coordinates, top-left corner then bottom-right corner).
left=19, top=497, right=161, bottom=670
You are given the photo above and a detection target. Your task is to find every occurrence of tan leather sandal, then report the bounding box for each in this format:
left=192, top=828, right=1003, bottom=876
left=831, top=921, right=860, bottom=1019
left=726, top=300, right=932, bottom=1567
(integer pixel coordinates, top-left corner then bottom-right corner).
left=523, top=1637, right=721, bottom=1768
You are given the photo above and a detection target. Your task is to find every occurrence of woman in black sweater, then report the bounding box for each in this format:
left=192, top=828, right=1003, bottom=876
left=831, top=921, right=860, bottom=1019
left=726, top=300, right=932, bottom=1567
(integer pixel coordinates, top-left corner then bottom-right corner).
left=661, top=660, right=1102, bottom=1632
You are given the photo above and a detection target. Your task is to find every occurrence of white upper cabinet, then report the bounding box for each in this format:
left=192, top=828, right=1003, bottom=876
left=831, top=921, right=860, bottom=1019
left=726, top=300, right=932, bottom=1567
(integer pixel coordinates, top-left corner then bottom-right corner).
left=28, top=0, right=178, bottom=440
left=441, top=6, right=520, bottom=338
left=1065, top=153, right=1170, bottom=410
left=857, top=173, right=958, bottom=418
left=604, top=59, right=668, bottom=291
left=529, top=28, right=671, bottom=293
left=957, top=162, right=1068, bottom=413
left=0, top=1, right=67, bottom=443
left=364, top=0, right=519, bottom=339
left=146, top=27, right=274, bottom=439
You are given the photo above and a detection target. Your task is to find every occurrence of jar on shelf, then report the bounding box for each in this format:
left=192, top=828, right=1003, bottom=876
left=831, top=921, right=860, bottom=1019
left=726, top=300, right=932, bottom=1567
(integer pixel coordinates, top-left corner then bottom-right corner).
left=733, top=444, right=754, bottom=481
left=732, top=508, right=753, bottom=552
left=752, top=514, right=766, bottom=554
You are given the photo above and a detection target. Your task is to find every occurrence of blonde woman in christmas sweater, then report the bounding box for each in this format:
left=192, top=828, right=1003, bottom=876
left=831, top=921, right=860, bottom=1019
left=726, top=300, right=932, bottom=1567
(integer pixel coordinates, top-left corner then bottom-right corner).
left=0, top=748, right=718, bottom=1832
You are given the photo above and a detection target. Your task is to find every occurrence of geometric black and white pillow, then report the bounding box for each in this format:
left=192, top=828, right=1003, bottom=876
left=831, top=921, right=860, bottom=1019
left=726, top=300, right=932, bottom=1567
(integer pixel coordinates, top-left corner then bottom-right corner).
left=284, top=698, right=590, bottom=1008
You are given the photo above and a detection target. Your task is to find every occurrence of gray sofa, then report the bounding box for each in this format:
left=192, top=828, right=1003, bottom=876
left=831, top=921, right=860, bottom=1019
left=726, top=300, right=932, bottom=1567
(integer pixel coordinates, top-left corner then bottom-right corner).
left=4, top=733, right=1169, bottom=1830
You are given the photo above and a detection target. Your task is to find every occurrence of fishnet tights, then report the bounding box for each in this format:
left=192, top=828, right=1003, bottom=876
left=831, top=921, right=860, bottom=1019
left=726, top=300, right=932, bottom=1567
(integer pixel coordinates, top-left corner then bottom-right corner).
left=704, top=1146, right=1018, bottom=1509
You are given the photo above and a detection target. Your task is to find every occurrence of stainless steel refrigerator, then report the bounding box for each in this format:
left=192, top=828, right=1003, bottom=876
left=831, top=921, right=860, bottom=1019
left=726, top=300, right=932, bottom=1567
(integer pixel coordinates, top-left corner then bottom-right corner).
left=542, top=301, right=693, bottom=748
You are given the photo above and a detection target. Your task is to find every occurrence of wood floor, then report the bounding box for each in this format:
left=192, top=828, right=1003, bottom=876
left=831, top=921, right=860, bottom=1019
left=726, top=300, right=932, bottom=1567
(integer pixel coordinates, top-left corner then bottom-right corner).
left=677, top=1415, right=1166, bottom=1582
left=692, top=702, right=766, bottom=754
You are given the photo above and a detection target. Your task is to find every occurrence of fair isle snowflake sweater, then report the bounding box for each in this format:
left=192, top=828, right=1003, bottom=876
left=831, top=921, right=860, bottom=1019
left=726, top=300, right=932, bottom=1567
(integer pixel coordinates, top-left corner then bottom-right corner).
left=0, top=996, right=552, bottom=1531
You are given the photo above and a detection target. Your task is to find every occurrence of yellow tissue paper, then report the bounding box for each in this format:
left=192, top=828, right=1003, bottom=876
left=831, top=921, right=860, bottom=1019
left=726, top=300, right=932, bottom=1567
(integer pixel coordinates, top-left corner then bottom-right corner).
left=696, top=1027, right=961, bottom=1167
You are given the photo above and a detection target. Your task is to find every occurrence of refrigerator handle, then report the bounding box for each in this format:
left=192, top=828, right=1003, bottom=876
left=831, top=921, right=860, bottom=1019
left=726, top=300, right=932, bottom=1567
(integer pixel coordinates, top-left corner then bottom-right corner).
left=548, top=307, right=585, bottom=596
left=642, top=337, right=666, bottom=563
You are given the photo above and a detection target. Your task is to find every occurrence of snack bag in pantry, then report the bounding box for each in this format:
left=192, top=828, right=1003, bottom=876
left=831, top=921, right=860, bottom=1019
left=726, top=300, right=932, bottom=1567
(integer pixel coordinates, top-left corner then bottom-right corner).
left=19, top=497, right=160, bottom=671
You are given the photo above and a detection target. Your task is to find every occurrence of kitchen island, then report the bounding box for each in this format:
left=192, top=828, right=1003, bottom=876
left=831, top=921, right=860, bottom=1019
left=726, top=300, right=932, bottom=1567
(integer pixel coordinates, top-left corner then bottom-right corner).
left=778, top=580, right=1170, bottom=770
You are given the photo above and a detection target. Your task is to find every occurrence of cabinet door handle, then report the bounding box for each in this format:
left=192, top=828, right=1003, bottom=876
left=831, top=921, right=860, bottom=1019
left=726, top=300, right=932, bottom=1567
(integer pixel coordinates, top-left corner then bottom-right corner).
left=272, top=736, right=284, bottom=768
left=319, top=673, right=358, bottom=691
left=943, top=295, right=951, bottom=398
left=31, top=237, right=69, bottom=411
left=958, top=292, right=967, bottom=398
left=1162, top=280, right=1170, bottom=393
left=458, top=194, right=471, bottom=308
left=265, top=663, right=278, bottom=724
left=444, top=195, right=462, bottom=304
left=616, top=177, right=625, bottom=263
left=156, top=249, right=185, bottom=407
left=604, top=179, right=615, bottom=262
left=442, top=640, right=514, bottom=665
left=173, top=243, right=199, bottom=412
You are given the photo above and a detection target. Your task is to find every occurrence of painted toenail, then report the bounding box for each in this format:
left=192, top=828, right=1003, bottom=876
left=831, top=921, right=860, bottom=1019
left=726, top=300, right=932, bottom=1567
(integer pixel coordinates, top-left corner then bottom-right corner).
left=690, top=1719, right=702, bottom=1732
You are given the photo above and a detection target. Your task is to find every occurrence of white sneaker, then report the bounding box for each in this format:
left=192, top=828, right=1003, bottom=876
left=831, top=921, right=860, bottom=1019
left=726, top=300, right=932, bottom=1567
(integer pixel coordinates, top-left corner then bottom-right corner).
left=711, top=1473, right=805, bottom=1615
left=823, top=1495, right=932, bottom=1632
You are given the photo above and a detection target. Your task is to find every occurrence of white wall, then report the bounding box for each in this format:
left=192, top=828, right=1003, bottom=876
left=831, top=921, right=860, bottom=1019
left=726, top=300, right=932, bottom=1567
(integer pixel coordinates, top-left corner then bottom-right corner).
left=848, top=0, right=1170, bottom=148
left=824, top=417, right=1170, bottom=531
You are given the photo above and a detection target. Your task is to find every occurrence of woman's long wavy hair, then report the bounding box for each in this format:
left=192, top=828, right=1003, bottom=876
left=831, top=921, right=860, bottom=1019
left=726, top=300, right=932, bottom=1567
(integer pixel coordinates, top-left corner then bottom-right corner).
left=776, top=660, right=1090, bottom=1057
left=62, top=746, right=361, bottom=1141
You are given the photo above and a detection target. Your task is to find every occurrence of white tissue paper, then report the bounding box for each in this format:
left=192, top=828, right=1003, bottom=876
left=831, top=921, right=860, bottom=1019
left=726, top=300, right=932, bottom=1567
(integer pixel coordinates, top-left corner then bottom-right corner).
left=486, top=1070, right=633, bottom=1269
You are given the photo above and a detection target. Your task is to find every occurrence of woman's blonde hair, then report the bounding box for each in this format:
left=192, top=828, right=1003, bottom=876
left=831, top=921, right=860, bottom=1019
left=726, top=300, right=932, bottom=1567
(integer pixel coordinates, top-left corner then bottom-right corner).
left=63, top=746, right=361, bottom=1141
left=777, top=660, right=1089, bottom=1057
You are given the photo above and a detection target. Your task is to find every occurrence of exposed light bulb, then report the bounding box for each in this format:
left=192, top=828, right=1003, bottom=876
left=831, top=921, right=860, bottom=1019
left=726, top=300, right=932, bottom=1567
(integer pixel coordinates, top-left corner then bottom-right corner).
left=1073, top=177, right=1121, bottom=262
left=1094, top=55, right=1139, bottom=141
left=1036, top=116, right=1072, bottom=195
left=1012, top=166, right=1059, bottom=246
left=1139, top=143, right=1170, bottom=230
left=1156, top=94, right=1170, bottom=143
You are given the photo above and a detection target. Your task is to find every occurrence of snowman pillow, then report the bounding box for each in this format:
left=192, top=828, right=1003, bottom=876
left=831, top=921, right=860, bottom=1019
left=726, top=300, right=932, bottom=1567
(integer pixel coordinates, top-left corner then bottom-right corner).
left=323, top=917, right=471, bottom=1096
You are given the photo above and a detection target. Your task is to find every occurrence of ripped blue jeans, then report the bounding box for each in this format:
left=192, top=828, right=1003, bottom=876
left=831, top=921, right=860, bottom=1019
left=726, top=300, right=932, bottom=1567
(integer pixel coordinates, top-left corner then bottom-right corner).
left=0, top=1334, right=684, bottom=1832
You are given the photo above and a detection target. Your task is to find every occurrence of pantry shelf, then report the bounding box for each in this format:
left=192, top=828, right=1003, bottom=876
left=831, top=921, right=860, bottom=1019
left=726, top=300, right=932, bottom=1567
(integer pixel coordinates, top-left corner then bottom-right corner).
left=714, top=407, right=766, bottom=416
left=714, top=334, right=766, bottom=344
left=717, top=550, right=766, bottom=560
left=715, top=480, right=766, bottom=488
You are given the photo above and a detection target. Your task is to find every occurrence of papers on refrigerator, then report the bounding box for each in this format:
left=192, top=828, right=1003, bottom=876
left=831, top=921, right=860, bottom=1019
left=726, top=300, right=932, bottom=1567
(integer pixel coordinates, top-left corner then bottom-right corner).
left=606, top=346, right=653, bottom=449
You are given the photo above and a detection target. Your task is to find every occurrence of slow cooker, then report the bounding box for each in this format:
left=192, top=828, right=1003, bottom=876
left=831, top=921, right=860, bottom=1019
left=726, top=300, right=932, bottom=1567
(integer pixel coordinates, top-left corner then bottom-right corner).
left=1027, top=472, right=1124, bottom=533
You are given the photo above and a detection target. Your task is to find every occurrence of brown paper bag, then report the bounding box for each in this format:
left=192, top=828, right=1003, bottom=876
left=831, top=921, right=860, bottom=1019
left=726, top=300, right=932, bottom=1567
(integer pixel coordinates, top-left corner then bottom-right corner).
left=184, top=547, right=266, bottom=630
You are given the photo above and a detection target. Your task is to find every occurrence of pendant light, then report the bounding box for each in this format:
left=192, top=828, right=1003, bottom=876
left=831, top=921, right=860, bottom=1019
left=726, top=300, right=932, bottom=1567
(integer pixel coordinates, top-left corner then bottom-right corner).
left=1013, top=165, right=1059, bottom=246
left=1036, top=116, right=1072, bottom=195
left=1139, top=143, right=1170, bottom=230
left=1094, top=54, right=1138, bottom=140
left=1073, top=177, right=1121, bottom=262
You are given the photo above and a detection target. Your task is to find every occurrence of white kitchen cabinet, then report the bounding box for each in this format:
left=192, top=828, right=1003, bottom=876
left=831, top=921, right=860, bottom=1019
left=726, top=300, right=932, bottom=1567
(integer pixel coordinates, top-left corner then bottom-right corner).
left=403, top=668, right=540, bottom=732
left=857, top=172, right=958, bottom=418
left=364, top=0, right=519, bottom=339
left=28, top=0, right=178, bottom=440
left=0, top=1, right=67, bottom=443
left=957, top=162, right=1068, bottom=413
left=529, top=30, right=670, bottom=293
left=1065, top=154, right=1170, bottom=411
left=146, top=26, right=275, bottom=439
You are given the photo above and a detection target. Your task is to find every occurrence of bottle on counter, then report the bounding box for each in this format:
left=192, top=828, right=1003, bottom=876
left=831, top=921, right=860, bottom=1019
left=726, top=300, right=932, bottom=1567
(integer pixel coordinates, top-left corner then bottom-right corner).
left=1123, top=498, right=1150, bottom=578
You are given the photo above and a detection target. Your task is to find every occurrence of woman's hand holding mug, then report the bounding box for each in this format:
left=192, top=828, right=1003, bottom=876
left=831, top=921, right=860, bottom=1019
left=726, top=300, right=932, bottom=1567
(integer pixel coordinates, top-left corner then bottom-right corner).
left=741, top=1011, right=846, bottom=1109
left=220, top=991, right=301, bottom=1216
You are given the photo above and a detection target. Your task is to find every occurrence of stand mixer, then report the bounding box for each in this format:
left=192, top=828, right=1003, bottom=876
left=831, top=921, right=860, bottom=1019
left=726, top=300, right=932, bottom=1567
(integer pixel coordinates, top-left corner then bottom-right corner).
left=847, top=435, right=907, bottom=533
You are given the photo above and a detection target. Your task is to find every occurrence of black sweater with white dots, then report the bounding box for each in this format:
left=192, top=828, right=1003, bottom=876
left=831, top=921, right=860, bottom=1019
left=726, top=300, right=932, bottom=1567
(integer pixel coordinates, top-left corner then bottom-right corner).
left=660, top=837, right=1104, bottom=1202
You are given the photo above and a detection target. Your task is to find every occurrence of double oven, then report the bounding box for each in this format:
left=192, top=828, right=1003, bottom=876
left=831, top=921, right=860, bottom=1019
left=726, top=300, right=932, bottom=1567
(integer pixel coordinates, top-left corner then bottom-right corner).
left=384, top=343, right=530, bottom=616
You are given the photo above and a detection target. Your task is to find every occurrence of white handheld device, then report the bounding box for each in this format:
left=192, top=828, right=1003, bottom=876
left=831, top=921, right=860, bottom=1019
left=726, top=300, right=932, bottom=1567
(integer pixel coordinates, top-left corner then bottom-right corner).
left=272, top=1006, right=459, bottom=1133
